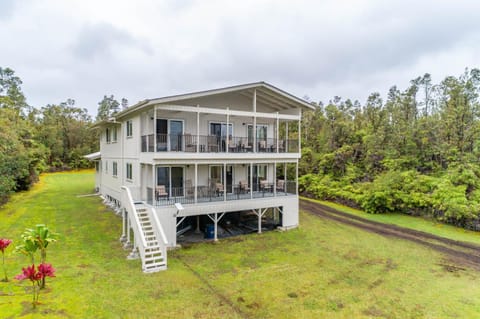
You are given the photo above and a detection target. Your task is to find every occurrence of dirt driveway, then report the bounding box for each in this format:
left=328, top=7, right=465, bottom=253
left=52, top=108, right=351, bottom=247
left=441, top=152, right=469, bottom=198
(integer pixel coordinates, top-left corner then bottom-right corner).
left=300, top=199, right=480, bottom=272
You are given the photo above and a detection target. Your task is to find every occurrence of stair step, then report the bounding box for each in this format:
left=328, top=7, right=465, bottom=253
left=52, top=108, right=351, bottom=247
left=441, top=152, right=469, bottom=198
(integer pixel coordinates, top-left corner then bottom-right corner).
left=145, top=252, right=163, bottom=257
left=145, top=257, right=164, bottom=263
left=145, top=263, right=166, bottom=268
left=146, top=243, right=159, bottom=247
left=145, top=255, right=163, bottom=260
left=143, top=264, right=167, bottom=272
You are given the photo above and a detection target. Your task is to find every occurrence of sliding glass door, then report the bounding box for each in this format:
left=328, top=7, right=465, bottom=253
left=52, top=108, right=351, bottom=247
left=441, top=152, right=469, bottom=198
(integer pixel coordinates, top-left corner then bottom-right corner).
left=156, top=119, right=183, bottom=151
left=210, top=123, right=233, bottom=152
left=209, top=165, right=233, bottom=193
left=157, top=166, right=184, bottom=197
left=248, top=164, right=267, bottom=191
left=170, top=120, right=183, bottom=151
left=247, top=124, right=268, bottom=147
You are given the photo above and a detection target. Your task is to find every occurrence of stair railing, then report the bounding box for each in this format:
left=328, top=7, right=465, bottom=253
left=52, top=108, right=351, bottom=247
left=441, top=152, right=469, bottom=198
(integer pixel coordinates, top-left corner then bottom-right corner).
left=121, top=186, right=147, bottom=268
left=149, top=207, right=168, bottom=267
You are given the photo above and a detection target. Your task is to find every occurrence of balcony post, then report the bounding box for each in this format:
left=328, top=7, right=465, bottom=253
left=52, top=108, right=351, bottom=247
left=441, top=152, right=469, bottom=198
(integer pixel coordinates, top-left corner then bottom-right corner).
left=194, top=163, right=198, bottom=203
left=276, top=112, right=279, bottom=153
left=298, top=109, right=301, bottom=154
left=258, top=209, right=262, bottom=234
left=250, top=162, right=253, bottom=199
left=296, top=160, right=299, bottom=195
left=226, top=107, right=229, bottom=153
left=253, top=89, right=257, bottom=153
left=154, top=106, right=157, bottom=153
left=273, top=162, right=277, bottom=197
left=284, top=163, right=287, bottom=192
left=223, top=162, right=227, bottom=202
left=152, top=164, right=156, bottom=205
left=286, top=122, right=289, bottom=152
left=196, top=105, right=200, bottom=153
left=214, top=213, right=218, bottom=241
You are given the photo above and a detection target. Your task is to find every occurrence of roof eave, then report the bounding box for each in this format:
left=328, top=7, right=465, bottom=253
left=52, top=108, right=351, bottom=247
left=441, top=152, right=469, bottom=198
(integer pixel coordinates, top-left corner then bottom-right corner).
left=114, top=81, right=314, bottom=120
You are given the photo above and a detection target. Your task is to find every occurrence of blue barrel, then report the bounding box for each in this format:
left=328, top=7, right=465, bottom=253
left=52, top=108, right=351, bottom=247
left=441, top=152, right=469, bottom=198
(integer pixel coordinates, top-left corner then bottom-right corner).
left=205, top=224, right=215, bottom=239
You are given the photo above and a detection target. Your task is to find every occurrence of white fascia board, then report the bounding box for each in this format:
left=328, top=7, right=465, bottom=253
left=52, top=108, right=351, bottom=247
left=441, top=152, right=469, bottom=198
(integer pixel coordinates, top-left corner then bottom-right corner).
left=149, top=158, right=299, bottom=165
left=157, top=104, right=300, bottom=120
left=174, top=195, right=298, bottom=217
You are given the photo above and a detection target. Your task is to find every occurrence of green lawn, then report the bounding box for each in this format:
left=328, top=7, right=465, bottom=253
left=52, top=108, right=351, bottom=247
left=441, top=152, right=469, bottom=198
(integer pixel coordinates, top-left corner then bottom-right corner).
left=0, top=171, right=480, bottom=318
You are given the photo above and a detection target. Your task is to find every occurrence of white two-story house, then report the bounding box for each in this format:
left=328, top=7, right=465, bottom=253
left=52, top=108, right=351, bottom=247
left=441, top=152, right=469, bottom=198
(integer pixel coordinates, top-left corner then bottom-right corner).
left=90, top=82, right=313, bottom=272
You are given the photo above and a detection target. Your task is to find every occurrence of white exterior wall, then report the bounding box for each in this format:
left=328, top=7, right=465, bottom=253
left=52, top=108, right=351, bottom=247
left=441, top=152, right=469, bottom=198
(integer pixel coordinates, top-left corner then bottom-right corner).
left=154, top=195, right=299, bottom=247
left=96, top=86, right=306, bottom=249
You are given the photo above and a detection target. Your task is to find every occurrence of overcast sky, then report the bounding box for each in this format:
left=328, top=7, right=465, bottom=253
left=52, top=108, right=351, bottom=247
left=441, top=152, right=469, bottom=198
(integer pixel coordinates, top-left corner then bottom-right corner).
left=1, top=0, right=480, bottom=115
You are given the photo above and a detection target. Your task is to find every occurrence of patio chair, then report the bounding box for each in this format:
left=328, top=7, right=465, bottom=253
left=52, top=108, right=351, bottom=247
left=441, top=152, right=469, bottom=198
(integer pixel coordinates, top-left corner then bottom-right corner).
left=228, top=139, right=237, bottom=152
left=258, top=140, right=267, bottom=152
left=184, top=134, right=196, bottom=152
left=278, top=140, right=285, bottom=153
left=216, top=183, right=224, bottom=196
left=185, top=179, right=194, bottom=198
left=276, top=179, right=285, bottom=192
left=207, top=135, right=219, bottom=152
left=260, top=180, right=269, bottom=192
left=239, top=180, right=250, bottom=193
left=156, top=185, right=168, bottom=200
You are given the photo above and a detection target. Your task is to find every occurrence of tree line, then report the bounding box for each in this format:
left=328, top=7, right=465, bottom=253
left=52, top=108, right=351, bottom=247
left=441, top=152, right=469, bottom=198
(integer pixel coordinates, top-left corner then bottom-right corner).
left=299, top=68, right=480, bottom=229
left=0, top=67, right=124, bottom=205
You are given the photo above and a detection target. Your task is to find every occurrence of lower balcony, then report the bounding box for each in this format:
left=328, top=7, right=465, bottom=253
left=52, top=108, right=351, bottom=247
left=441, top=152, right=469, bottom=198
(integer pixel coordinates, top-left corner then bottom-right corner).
left=145, top=181, right=296, bottom=207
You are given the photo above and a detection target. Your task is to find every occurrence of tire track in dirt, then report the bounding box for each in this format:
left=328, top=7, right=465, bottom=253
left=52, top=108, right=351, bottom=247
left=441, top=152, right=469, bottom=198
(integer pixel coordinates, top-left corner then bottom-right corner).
left=300, top=200, right=480, bottom=271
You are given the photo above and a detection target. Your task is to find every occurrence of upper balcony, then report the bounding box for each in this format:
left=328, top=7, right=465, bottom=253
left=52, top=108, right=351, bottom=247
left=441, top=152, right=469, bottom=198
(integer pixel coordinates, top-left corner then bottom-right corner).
left=141, top=134, right=299, bottom=154
left=138, top=102, right=302, bottom=158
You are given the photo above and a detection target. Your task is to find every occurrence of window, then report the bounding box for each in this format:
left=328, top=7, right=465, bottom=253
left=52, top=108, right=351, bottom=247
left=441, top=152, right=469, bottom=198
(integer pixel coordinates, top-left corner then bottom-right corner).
left=112, top=162, right=118, bottom=177
left=126, top=120, right=133, bottom=138
left=126, top=163, right=133, bottom=180
left=105, top=128, right=111, bottom=143
left=105, top=160, right=108, bottom=173
left=112, top=127, right=117, bottom=142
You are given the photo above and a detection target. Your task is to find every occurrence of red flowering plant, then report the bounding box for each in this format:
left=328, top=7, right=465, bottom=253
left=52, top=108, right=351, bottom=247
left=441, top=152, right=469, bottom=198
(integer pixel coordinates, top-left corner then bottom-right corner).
left=15, top=263, right=55, bottom=308
left=0, top=238, right=12, bottom=282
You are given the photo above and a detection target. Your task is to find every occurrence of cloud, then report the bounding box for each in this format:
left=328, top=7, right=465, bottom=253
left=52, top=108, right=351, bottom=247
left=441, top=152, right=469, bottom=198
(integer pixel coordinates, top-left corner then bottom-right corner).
left=0, top=0, right=17, bottom=19
left=72, top=22, right=153, bottom=61
left=2, top=0, right=480, bottom=113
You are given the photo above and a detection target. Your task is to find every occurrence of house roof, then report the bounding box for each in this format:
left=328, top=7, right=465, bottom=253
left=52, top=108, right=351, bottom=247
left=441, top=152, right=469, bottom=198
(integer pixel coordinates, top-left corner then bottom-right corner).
left=115, top=81, right=314, bottom=120
left=84, top=151, right=101, bottom=161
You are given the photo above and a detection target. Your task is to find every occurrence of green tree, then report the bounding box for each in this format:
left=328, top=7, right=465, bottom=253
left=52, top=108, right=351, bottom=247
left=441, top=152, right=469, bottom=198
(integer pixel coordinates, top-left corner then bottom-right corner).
left=96, top=95, right=120, bottom=121
left=35, top=99, right=97, bottom=169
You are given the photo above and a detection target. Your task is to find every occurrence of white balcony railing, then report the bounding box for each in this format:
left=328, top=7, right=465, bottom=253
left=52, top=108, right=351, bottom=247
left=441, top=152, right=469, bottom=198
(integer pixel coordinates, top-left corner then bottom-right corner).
left=141, top=134, right=299, bottom=154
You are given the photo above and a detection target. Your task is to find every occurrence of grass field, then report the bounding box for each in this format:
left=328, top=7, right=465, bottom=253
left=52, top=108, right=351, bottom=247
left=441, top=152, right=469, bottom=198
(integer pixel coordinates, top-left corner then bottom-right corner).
left=1, top=171, right=480, bottom=318
left=305, top=198, right=480, bottom=246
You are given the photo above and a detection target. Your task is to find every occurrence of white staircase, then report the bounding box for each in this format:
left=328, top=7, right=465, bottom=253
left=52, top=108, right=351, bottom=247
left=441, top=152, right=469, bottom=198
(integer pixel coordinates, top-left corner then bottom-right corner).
left=121, top=186, right=168, bottom=273
left=136, top=206, right=167, bottom=272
